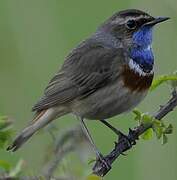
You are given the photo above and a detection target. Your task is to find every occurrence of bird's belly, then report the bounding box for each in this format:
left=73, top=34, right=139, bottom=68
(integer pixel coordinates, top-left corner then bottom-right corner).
left=71, top=80, right=148, bottom=120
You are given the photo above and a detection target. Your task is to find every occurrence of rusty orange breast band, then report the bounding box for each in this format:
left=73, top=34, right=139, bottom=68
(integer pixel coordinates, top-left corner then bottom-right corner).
left=122, top=64, right=154, bottom=92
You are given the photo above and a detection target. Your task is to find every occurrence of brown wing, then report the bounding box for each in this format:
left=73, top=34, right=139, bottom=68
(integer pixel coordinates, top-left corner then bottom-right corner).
left=32, top=40, right=124, bottom=112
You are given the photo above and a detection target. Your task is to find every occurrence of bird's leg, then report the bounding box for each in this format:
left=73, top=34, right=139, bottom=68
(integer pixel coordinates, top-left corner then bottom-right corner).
left=80, top=118, right=111, bottom=170
left=100, top=120, right=137, bottom=147
left=100, top=120, right=122, bottom=135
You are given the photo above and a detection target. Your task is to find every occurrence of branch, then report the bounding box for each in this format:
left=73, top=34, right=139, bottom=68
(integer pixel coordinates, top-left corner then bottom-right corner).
left=42, top=125, right=88, bottom=180
left=92, top=89, right=177, bottom=177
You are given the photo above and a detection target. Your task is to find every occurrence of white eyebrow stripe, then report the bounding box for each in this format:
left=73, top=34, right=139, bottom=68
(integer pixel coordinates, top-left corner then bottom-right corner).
left=112, top=15, right=152, bottom=26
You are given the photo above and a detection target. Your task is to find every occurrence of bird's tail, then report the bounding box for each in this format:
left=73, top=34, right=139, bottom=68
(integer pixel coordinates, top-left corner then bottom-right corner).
left=7, top=107, right=68, bottom=152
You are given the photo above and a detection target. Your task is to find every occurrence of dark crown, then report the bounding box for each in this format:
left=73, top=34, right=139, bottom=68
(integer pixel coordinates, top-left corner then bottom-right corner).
left=113, top=9, right=151, bottom=18
left=99, top=9, right=154, bottom=37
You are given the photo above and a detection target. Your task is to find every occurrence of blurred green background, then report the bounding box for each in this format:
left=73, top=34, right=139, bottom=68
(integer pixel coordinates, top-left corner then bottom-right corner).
left=0, top=0, right=177, bottom=179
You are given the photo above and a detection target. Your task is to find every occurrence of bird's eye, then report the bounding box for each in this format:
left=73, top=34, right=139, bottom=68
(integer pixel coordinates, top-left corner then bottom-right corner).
left=126, top=20, right=137, bottom=29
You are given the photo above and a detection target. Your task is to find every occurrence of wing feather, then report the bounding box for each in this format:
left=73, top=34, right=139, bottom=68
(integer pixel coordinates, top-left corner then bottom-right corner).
left=32, top=40, right=124, bottom=111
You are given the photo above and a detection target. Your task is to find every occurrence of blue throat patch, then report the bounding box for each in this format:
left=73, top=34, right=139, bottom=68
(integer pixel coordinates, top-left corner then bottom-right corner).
left=130, top=26, right=154, bottom=72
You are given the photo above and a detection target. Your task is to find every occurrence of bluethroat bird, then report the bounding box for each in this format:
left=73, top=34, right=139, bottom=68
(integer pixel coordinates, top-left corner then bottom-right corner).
left=8, top=9, right=169, bottom=163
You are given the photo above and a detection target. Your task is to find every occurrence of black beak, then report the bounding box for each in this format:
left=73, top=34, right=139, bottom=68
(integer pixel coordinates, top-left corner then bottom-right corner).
left=145, top=16, right=170, bottom=26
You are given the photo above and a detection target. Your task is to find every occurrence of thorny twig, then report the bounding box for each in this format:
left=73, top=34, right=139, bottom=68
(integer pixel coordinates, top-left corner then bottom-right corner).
left=42, top=126, right=89, bottom=180
left=92, top=90, right=177, bottom=177
left=1, top=91, right=177, bottom=179
left=0, top=126, right=89, bottom=180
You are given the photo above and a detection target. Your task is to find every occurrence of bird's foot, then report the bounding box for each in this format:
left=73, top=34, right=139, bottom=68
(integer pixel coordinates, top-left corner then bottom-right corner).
left=99, top=120, right=138, bottom=152
left=116, top=128, right=138, bottom=151
left=96, top=152, right=111, bottom=171
left=128, top=128, right=139, bottom=144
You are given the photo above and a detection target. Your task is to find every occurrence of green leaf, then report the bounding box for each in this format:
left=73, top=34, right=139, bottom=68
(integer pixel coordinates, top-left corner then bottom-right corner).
left=132, top=109, right=142, bottom=121
left=169, top=71, right=177, bottom=88
left=152, top=120, right=173, bottom=144
left=150, top=74, right=177, bottom=91
left=141, top=128, right=153, bottom=140
left=0, top=130, right=12, bottom=149
left=162, top=134, right=168, bottom=145
left=0, top=115, right=13, bottom=149
left=0, top=116, right=12, bottom=131
left=153, top=119, right=162, bottom=126
left=141, top=114, right=153, bottom=125
left=88, top=158, right=96, bottom=165
left=87, top=174, right=102, bottom=180
left=0, top=160, right=12, bottom=171
left=164, top=124, right=173, bottom=134
left=152, top=123, right=163, bottom=139
left=9, top=160, right=25, bottom=177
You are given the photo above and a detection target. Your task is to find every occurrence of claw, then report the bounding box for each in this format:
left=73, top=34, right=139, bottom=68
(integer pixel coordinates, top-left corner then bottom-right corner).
left=117, top=130, right=133, bottom=149
left=120, top=152, right=127, bottom=156
left=129, top=128, right=134, bottom=134
left=114, top=141, right=118, bottom=146
left=96, top=153, right=111, bottom=171
left=128, top=128, right=138, bottom=145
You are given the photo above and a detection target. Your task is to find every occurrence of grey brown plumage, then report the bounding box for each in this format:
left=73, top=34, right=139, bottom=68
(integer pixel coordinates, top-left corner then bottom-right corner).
left=7, top=107, right=68, bottom=151
left=7, top=9, right=169, bottom=152
left=32, top=41, right=124, bottom=112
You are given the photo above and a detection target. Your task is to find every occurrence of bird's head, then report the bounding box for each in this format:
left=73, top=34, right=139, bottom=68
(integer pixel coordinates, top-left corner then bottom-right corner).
left=99, top=9, right=169, bottom=48
left=97, top=9, right=169, bottom=75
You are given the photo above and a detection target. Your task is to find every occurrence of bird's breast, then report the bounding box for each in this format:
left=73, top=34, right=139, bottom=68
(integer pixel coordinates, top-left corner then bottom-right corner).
left=121, top=62, right=154, bottom=92
left=71, top=61, right=154, bottom=120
